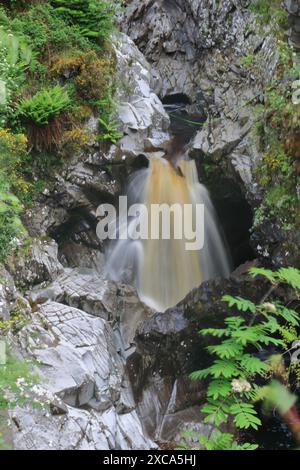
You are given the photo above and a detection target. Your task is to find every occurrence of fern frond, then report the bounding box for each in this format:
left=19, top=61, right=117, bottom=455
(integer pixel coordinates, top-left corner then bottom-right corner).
left=209, top=360, right=240, bottom=378
left=239, top=354, right=269, bottom=375
left=249, top=267, right=277, bottom=283
left=277, top=267, right=300, bottom=290
left=207, top=379, right=232, bottom=400
left=189, top=368, right=211, bottom=380
left=222, top=295, right=257, bottom=313
left=207, top=340, right=243, bottom=359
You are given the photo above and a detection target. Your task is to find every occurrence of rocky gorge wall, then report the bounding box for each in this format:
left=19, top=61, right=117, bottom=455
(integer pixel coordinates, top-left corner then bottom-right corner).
left=1, top=1, right=299, bottom=450
left=122, top=0, right=300, bottom=268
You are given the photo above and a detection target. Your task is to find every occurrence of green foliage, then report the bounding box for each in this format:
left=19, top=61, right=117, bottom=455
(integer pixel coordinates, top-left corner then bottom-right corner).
left=178, top=429, right=258, bottom=450
left=0, top=127, right=28, bottom=260
left=0, top=27, right=31, bottom=67
left=0, top=26, right=31, bottom=126
left=0, top=0, right=119, bottom=220
left=199, top=432, right=258, bottom=451
left=98, top=116, right=122, bottom=144
left=256, top=380, right=297, bottom=416
left=250, top=266, right=300, bottom=290
left=0, top=350, right=39, bottom=410
left=50, top=0, right=120, bottom=42
left=97, top=89, right=122, bottom=143
left=10, top=3, right=92, bottom=61
left=240, top=53, right=255, bottom=69
left=222, top=295, right=256, bottom=313
left=17, top=85, right=71, bottom=126
left=0, top=189, right=23, bottom=263
left=246, top=4, right=299, bottom=230
left=248, top=0, right=288, bottom=27
left=254, top=134, right=298, bottom=227
left=0, top=347, right=41, bottom=449
left=189, top=267, right=300, bottom=450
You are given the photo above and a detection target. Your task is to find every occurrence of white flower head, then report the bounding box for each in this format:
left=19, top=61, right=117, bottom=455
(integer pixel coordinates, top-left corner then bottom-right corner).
left=262, top=302, right=277, bottom=313
left=231, top=378, right=252, bottom=394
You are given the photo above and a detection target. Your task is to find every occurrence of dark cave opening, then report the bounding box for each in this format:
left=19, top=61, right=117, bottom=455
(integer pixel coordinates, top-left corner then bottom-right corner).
left=198, top=168, right=255, bottom=269
left=162, top=93, right=192, bottom=106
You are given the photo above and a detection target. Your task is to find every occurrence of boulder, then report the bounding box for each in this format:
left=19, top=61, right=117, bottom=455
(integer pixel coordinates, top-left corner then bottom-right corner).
left=6, top=239, right=63, bottom=290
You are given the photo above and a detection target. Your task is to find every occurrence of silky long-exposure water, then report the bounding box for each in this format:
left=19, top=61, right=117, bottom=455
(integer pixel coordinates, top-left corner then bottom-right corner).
left=105, top=154, right=231, bottom=312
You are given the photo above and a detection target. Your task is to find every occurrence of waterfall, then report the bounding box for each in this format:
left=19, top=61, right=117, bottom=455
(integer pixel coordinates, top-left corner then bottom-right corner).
left=105, top=155, right=231, bottom=312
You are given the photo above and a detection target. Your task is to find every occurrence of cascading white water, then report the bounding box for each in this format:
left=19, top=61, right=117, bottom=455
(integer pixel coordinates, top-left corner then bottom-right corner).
left=105, top=155, right=231, bottom=312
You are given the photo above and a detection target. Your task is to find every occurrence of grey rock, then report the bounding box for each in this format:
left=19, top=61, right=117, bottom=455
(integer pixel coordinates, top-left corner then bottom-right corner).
left=0, top=267, right=17, bottom=320
left=122, top=0, right=257, bottom=99
left=9, top=301, right=156, bottom=450
left=28, top=268, right=117, bottom=320
left=285, top=1, right=300, bottom=49
left=6, top=240, right=63, bottom=289
left=113, top=33, right=170, bottom=159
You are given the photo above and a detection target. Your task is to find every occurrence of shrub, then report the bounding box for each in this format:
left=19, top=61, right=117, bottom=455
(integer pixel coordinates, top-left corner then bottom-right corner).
left=0, top=27, right=31, bottom=67
left=62, top=127, right=95, bottom=154
left=0, top=128, right=27, bottom=260
left=18, top=85, right=71, bottom=125
left=97, top=88, right=122, bottom=143
left=51, top=50, right=115, bottom=105
left=0, top=27, right=31, bottom=125
left=10, top=3, right=92, bottom=71
left=248, top=0, right=288, bottom=27
left=17, top=85, right=71, bottom=149
left=185, top=267, right=300, bottom=450
left=0, top=348, right=41, bottom=449
left=0, top=127, right=28, bottom=185
left=50, top=0, right=120, bottom=42
left=0, top=194, right=23, bottom=263
left=74, top=51, right=114, bottom=103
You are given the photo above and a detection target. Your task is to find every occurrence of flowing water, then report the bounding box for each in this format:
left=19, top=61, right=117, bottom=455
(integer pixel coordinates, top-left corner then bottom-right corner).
left=105, top=154, right=231, bottom=312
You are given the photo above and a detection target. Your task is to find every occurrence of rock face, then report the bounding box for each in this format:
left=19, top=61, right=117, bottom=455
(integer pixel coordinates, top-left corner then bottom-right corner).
left=114, top=33, right=170, bottom=158
left=122, top=0, right=278, bottom=198
left=122, top=0, right=300, bottom=269
left=286, top=0, right=300, bottom=49
left=1, top=31, right=173, bottom=450
left=10, top=300, right=155, bottom=450
left=122, top=0, right=252, bottom=100
left=2, top=2, right=299, bottom=451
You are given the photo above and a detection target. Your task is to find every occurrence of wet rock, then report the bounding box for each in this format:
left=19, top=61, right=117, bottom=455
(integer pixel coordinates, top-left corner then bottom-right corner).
left=11, top=406, right=155, bottom=450
left=27, top=269, right=153, bottom=342
left=251, top=219, right=300, bottom=268
left=0, top=267, right=17, bottom=320
left=285, top=0, right=300, bottom=50
left=6, top=239, right=63, bottom=290
left=126, top=262, right=269, bottom=442
left=9, top=301, right=156, bottom=450
left=114, top=33, right=170, bottom=159
left=122, top=0, right=259, bottom=100
left=28, top=268, right=117, bottom=321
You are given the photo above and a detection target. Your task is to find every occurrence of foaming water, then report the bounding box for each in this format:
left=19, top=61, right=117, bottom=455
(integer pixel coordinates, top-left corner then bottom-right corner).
left=105, top=156, right=231, bottom=312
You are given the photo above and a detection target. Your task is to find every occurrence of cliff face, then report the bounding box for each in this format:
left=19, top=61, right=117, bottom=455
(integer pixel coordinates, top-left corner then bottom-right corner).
left=1, top=1, right=299, bottom=450
left=122, top=0, right=300, bottom=266
left=286, top=0, right=300, bottom=49
left=122, top=0, right=253, bottom=99
left=1, top=32, right=171, bottom=450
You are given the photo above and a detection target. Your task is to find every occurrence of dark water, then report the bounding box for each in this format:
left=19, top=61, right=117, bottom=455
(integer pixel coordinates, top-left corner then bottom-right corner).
left=243, top=414, right=295, bottom=450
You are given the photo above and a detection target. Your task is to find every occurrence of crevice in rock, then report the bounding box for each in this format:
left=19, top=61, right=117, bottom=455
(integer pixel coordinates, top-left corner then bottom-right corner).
left=162, top=93, right=192, bottom=106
